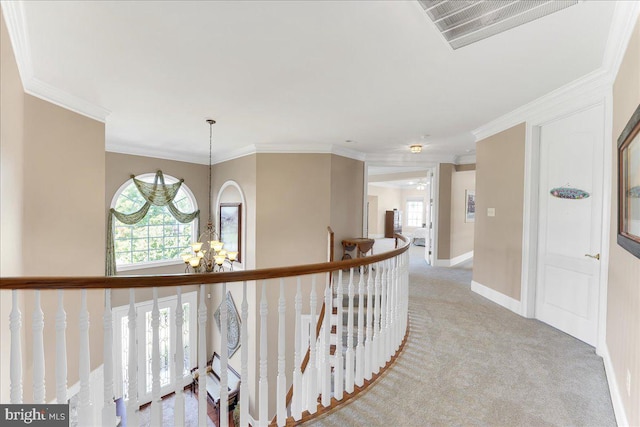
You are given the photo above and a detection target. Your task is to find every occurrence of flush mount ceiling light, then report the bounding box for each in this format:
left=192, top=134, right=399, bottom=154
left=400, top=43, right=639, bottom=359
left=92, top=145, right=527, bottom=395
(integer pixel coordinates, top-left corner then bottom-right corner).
left=418, top=0, right=578, bottom=49
left=410, top=144, right=423, bottom=154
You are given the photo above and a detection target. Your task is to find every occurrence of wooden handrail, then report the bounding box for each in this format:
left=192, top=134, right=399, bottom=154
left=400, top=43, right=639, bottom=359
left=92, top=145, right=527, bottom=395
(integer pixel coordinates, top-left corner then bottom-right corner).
left=0, top=235, right=409, bottom=290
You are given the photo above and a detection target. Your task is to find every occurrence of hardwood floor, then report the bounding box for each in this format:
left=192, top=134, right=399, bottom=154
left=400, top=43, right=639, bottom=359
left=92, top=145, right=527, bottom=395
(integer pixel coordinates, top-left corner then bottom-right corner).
left=137, top=389, right=235, bottom=427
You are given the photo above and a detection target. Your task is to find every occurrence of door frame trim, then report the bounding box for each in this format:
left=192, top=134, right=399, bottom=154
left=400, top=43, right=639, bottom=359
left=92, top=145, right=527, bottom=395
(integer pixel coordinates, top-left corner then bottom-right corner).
left=520, top=90, right=613, bottom=354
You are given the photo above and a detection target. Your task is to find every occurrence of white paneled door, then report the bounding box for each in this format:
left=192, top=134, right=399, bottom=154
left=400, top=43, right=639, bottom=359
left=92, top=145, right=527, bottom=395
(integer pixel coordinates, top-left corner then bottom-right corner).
left=536, top=104, right=604, bottom=346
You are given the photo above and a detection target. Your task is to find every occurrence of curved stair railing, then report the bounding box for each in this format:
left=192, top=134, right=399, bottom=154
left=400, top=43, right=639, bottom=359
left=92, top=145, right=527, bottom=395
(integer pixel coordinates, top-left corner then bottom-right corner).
left=0, top=234, right=410, bottom=427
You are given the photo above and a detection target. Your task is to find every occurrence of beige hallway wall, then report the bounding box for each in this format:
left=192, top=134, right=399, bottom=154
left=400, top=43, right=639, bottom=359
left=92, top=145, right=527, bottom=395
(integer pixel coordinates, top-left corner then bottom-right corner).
left=450, top=169, right=476, bottom=258
left=608, top=14, right=640, bottom=426
left=437, top=164, right=475, bottom=261
left=367, top=185, right=403, bottom=236
left=437, top=164, right=454, bottom=259
left=330, top=154, right=364, bottom=257
left=1, top=10, right=106, bottom=403
left=473, top=123, right=526, bottom=301
left=0, top=10, right=25, bottom=403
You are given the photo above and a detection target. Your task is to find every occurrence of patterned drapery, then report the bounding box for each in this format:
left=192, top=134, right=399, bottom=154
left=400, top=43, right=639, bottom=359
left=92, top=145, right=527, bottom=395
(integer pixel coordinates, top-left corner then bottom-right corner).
left=106, top=170, right=199, bottom=276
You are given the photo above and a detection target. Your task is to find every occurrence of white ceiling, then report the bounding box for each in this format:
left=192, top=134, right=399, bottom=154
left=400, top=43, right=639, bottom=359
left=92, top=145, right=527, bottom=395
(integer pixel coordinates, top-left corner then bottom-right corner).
left=7, top=1, right=616, bottom=165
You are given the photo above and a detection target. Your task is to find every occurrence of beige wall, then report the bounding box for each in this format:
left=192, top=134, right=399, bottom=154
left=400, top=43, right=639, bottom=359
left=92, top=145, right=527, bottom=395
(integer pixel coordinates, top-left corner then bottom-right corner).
left=437, top=164, right=475, bottom=261
left=21, top=93, right=105, bottom=403
left=367, top=185, right=402, bottom=236
left=0, top=10, right=25, bottom=403
left=330, top=155, right=364, bottom=257
left=450, top=170, right=475, bottom=258
left=253, top=153, right=363, bottom=417
left=256, top=153, right=332, bottom=267
left=437, top=164, right=454, bottom=259
left=367, top=195, right=378, bottom=237
left=473, top=123, right=526, bottom=300
left=1, top=10, right=106, bottom=403
left=608, top=15, right=640, bottom=426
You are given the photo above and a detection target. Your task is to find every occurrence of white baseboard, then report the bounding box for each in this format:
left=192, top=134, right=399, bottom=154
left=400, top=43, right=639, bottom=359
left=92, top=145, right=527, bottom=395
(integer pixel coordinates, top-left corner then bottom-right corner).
left=434, top=251, right=473, bottom=267
left=600, top=344, right=629, bottom=427
left=369, top=233, right=384, bottom=239
left=471, top=280, right=522, bottom=315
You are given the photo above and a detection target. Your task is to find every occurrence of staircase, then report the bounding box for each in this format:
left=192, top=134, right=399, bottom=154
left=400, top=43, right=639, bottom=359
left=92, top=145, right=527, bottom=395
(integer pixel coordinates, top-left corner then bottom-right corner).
left=291, top=257, right=407, bottom=425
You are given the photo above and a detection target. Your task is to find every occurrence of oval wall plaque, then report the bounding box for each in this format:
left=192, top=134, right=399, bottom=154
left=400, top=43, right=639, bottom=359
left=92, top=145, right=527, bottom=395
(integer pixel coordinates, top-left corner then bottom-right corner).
left=550, top=187, right=590, bottom=199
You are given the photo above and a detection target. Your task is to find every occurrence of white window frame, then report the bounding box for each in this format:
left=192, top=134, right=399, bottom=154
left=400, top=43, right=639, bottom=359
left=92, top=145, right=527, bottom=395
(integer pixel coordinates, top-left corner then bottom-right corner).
left=110, top=173, right=198, bottom=272
left=406, top=198, right=425, bottom=227
left=112, top=291, right=198, bottom=405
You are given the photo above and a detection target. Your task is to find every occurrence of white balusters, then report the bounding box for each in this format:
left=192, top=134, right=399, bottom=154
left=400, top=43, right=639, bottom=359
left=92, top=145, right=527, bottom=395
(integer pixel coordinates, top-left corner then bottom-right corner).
left=220, top=282, right=229, bottom=427
left=345, top=268, right=355, bottom=393
left=386, top=259, right=393, bottom=361
left=78, top=289, right=94, bottom=425
left=56, top=290, right=67, bottom=404
left=127, top=289, right=139, bottom=427
left=32, top=290, right=45, bottom=403
left=174, top=287, right=185, bottom=427
left=334, top=270, right=344, bottom=400
left=240, top=281, right=249, bottom=427
left=151, top=288, right=162, bottom=426
left=292, top=277, right=303, bottom=421
left=277, top=279, right=287, bottom=425
left=321, top=276, right=331, bottom=407
left=1, top=239, right=411, bottom=427
left=259, top=281, right=269, bottom=427
left=307, top=275, right=318, bottom=414
left=355, top=267, right=365, bottom=387
left=10, top=290, right=22, bottom=403
left=364, top=265, right=374, bottom=381
left=198, top=285, right=207, bottom=427
left=373, top=261, right=382, bottom=374
left=102, top=289, right=116, bottom=426
left=379, top=260, right=388, bottom=370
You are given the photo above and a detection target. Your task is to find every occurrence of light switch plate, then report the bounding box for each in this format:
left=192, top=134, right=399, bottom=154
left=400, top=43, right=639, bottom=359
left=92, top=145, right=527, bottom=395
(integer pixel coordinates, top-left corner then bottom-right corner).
left=487, top=208, right=496, bottom=217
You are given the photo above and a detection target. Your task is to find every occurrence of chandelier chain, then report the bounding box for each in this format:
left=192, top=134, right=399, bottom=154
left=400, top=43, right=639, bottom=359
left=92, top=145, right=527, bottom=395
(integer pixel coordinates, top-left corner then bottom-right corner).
left=208, top=120, right=213, bottom=225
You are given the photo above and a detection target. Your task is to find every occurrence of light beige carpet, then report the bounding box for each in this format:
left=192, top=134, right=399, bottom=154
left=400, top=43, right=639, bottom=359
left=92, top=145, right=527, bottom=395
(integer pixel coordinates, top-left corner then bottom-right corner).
left=305, top=244, right=616, bottom=427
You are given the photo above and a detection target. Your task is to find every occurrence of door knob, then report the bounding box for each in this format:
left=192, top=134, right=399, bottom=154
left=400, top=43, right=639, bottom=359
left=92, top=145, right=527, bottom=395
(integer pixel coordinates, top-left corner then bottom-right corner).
left=584, top=253, right=600, bottom=260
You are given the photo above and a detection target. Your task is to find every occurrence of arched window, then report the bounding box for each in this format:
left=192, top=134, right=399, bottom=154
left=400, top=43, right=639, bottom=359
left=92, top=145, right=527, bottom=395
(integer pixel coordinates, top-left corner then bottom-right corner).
left=111, top=173, right=198, bottom=270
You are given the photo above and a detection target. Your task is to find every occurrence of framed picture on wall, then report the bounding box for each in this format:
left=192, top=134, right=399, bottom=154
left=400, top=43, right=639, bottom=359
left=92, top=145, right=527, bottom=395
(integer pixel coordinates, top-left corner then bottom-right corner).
left=617, top=104, right=640, bottom=259
left=220, top=202, right=242, bottom=262
left=465, top=190, right=476, bottom=223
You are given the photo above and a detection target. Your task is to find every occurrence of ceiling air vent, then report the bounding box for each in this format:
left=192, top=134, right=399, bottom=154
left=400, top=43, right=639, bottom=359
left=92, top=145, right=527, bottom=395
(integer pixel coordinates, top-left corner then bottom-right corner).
left=418, top=0, right=579, bottom=49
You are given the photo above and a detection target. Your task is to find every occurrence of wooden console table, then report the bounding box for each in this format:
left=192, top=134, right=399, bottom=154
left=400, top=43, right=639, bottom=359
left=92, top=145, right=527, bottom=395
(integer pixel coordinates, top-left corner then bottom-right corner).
left=341, top=238, right=375, bottom=260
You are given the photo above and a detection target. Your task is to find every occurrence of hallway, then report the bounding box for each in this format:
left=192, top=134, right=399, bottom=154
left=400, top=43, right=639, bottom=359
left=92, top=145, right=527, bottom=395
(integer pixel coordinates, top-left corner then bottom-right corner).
left=305, top=244, right=616, bottom=426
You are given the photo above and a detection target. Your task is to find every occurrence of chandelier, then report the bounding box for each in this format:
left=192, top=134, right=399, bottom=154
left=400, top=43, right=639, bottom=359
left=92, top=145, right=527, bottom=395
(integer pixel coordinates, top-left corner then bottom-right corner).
left=182, top=119, right=238, bottom=273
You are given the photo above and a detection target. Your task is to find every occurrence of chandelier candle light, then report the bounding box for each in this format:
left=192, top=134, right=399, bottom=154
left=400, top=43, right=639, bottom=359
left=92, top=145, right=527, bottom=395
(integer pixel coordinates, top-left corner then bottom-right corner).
left=182, top=119, right=238, bottom=272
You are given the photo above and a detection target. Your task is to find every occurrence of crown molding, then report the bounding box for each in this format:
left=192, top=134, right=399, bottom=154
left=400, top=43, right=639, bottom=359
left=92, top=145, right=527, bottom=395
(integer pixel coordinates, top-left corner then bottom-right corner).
left=472, top=68, right=609, bottom=142
left=106, top=142, right=211, bottom=165
left=1, top=1, right=33, bottom=85
left=601, top=0, right=640, bottom=85
left=472, top=1, right=640, bottom=142
left=26, top=78, right=111, bottom=122
left=107, top=142, right=368, bottom=166
left=365, top=152, right=456, bottom=166
left=211, top=143, right=367, bottom=165
left=2, top=1, right=110, bottom=123
left=455, top=154, right=477, bottom=164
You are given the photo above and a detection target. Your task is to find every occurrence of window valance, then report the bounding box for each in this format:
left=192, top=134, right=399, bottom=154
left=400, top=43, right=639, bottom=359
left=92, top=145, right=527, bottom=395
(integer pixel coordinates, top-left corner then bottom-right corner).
left=106, top=170, right=200, bottom=276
